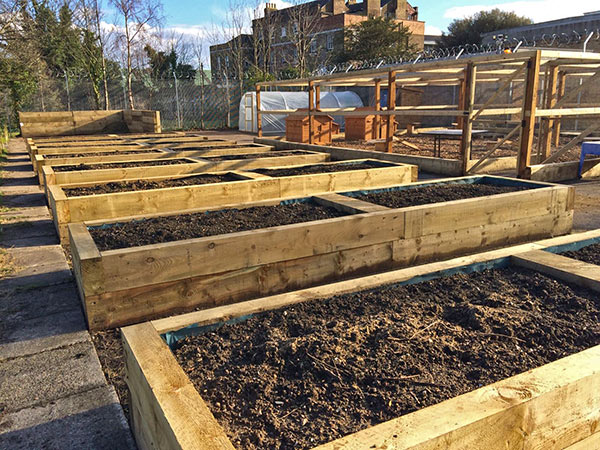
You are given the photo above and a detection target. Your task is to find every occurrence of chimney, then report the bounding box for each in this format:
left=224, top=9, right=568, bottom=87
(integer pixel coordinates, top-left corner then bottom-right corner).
left=264, top=2, right=277, bottom=16
left=395, top=0, right=407, bottom=20
left=332, top=0, right=346, bottom=15
left=366, top=0, right=380, bottom=18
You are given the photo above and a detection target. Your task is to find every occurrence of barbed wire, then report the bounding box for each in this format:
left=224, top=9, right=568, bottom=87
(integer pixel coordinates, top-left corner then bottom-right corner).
left=312, top=27, right=600, bottom=76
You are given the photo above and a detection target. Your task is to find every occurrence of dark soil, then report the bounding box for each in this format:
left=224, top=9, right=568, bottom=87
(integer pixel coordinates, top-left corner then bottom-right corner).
left=91, top=330, right=129, bottom=420
left=45, top=150, right=160, bottom=158
left=90, top=201, right=348, bottom=251
left=201, top=151, right=310, bottom=161
left=351, top=183, right=527, bottom=208
left=53, top=159, right=192, bottom=172
left=252, top=161, right=386, bottom=177
left=63, top=173, right=240, bottom=197
left=561, top=243, right=600, bottom=265
left=174, top=267, right=600, bottom=450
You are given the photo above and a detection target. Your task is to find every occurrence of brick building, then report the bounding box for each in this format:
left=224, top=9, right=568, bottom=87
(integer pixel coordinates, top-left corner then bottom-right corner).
left=210, top=0, right=425, bottom=82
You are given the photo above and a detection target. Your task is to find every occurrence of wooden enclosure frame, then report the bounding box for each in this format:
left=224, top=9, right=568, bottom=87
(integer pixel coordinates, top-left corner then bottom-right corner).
left=69, top=175, right=572, bottom=329
left=257, top=49, right=600, bottom=180
left=122, top=229, right=600, bottom=450
left=50, top=158, right=413, bottom=244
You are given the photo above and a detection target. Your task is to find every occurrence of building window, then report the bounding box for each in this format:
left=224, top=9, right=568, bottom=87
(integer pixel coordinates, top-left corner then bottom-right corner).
left=292, top=23, right=298, bottom=34
left=281, top=26, right=286, bottom=37
left=310, top=39, right=317, bottom=54
left=326, top=33, right=334, bottom=51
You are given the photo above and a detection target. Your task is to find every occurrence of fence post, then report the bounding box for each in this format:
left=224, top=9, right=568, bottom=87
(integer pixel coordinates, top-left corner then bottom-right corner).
left=173, top=71, right=181, bottom=129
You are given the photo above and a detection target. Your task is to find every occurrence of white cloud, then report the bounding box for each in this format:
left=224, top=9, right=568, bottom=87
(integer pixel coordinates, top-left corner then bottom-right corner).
left=444, top=0, right=599, bottom=23
left=425, top=24, right=442, bottom=35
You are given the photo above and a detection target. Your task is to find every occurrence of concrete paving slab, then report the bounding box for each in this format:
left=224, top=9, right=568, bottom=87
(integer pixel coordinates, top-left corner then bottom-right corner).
left=0, top=308, right=89, bottom=360
left=1, top=192, right=47, bottom=208
left=0, top=282, right=80, bottom=320
left=2, top=245, right=72, bottom=289
left=0, top=206, right=49, bottom=220
left=0, top=385, right=136, bottom=450
left=0, top=340, right=105, bottom=414
left=0, top=218, right=58, bottom=248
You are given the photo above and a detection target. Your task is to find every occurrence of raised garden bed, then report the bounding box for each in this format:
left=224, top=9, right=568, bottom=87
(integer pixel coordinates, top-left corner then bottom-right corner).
left=63, top=173, right=243, bottom=196
left=120, top=230, right=600, bottom=450
left=37, top=149, right=329, bottom=185
left=33, top=149, right=170, bottom=178
left=52, top=159, right=193, bottom=172
left=69, top=175, right=572, bottom=329
left=47, top=158, right=412, bottom=244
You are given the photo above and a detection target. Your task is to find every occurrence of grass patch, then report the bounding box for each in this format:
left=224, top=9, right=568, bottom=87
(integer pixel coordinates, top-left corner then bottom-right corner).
left=0, top=248, right=17, bottom=278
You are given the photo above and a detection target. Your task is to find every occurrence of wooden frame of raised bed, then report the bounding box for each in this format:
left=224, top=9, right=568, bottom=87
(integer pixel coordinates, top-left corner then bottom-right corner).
left=122, top=228, right=600, bottom=450
left=50, top=158, right=412, bottom=244
left=69, top=175, right=572, bottom=330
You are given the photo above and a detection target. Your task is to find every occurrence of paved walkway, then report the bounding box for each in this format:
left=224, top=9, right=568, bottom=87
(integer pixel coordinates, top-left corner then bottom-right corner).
left=0, top=139, right=135, bottom=449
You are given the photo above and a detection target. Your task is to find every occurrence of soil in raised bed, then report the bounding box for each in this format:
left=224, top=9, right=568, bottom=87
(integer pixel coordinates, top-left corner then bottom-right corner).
left=202, top=151, right=311, bottom=160
left=351, top=182, right=527, bottom=208
left=252, top=161, right=387, bottom=177
left=173, top=267, right=600, bottom=450
left=561, top=242, right=600, bottom=265
left=63, top=173, right=240, bottom=197
left=53, top=159, right=192, bottom=172
left=90, top=201, right=348, bottom=251
left=45, top=150, right=161, bottom=158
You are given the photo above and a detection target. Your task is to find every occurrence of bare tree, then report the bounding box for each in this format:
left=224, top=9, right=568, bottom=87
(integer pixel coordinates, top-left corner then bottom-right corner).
left=191, top=33, right=207, bottom=129
left=250, top=0, right=279, bottom=76
left=109, top=0, right=163, bottom=109
left=222, top=0, right=250, bottom=96
left=286, top=0, right=323, bottom=77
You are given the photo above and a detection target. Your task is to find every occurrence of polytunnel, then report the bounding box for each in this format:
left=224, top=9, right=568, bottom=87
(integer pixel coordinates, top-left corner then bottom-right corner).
left=238, top=90, right=363, bottom=134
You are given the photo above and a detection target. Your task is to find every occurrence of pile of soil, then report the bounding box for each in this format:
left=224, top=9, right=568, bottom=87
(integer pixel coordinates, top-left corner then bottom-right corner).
left=253, top=162, right=384, bottom=177
left=53, top=159, right=192, bottom=172
left=352, top=182, right=527, bottom=209
left=90, top=201, right=348, bottom=251
left=174, top=267, right=600, bottom=450
left=202, top=151, right=310, bottom=161
left=45, top=150, right=160, bottom=158
left=561, top=243, right=600, bottom=265
left=63, top=173, right=240, bottom=197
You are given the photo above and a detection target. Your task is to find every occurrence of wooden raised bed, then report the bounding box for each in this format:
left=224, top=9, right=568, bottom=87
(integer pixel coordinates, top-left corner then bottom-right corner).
left=35, top=149, right=326, bottom=183
left=121, top=229, right=600, bottom=450
left=69, top=176, right=572, bottom=330
left=50, top=159, right=414, bottom=244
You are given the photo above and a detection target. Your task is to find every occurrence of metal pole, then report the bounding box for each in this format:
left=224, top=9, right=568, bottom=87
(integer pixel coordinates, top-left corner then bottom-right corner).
left=64, top=70, right=71, bottom=111
left=173, top=71, right=181, bottom=129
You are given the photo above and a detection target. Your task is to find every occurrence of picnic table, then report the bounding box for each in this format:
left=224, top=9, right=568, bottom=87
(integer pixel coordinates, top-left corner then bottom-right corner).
left=418, top=129, right=490, bottom=157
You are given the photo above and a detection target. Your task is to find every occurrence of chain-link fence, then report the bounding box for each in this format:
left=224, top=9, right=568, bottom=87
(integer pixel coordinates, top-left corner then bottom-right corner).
left=15, top=75, right=243, bottom=132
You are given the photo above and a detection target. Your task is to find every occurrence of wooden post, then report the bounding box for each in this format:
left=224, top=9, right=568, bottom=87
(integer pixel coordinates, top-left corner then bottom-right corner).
left=457, top=76, right=467, bottom=129
left=541, top=65, right=558, bottom=159
left=552, top=71, right=566, bottom=148
left=308, top=81, right=314, bottom=145
left=374, top=79, right=381, bottom=139
left=256, top=85, right=262, bottom=137
left=518, top=51, right=541, bottom=179
left=459, top=63, right=477, bottom=175
left=315, top=84, right=320, bottom=111
left=385, top=70, right=396, bottom=153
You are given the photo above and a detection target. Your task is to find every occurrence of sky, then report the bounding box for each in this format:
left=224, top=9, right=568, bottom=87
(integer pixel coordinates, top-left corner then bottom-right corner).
left=161, top=0, right=600, bottom=38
